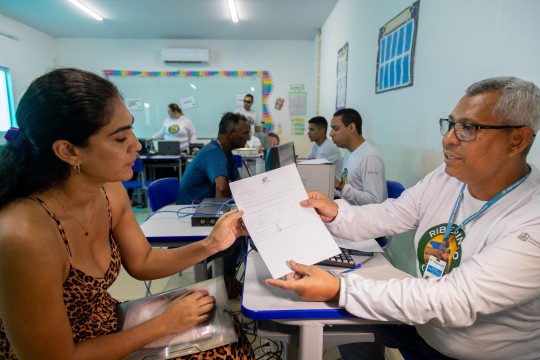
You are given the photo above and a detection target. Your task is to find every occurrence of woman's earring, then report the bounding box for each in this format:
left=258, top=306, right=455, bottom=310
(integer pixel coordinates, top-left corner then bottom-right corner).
left=74, top=161, right=81, bottom=175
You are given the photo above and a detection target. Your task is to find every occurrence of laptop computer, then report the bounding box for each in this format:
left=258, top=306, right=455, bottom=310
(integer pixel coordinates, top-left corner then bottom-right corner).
left=157, top=140, right=181, bottom=155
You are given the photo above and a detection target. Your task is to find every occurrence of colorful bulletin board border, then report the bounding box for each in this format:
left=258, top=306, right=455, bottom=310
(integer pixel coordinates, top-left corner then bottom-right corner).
left=375, top=0, right=420, bottom=93
left=103, top=70, right=273, bottom=127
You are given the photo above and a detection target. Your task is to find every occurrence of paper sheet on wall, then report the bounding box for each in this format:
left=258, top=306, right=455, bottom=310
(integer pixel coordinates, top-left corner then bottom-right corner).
left=230, top=164, right=341, bottom=278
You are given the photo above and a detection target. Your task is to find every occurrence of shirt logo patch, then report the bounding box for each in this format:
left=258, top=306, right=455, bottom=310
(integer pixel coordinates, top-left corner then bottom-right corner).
left=518, top=232, right=540, bottom=247
left=417, top=224, right=464, bottom=276
left=167, top=124, right=180, bottom=135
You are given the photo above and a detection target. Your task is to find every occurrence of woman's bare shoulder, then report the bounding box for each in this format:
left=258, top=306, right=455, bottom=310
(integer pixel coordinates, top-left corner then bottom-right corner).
left=103, top=181, right=133, bottom=224
left=0, top=198, right=65, bottom=259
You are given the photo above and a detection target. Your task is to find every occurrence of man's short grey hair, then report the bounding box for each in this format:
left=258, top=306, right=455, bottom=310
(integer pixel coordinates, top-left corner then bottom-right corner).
left=466, top=77, right=540, bottom=134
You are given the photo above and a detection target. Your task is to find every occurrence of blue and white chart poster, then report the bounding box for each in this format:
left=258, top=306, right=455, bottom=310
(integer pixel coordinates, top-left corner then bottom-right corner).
left=376, top=0, right=420, bottom=94
left=335, top=42, right=348, bottom=110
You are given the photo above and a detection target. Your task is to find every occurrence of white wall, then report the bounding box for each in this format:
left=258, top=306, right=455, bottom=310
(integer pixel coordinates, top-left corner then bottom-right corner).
left=55, top=38, right=316, bottom=155
left=0, top=13, right=56, bottom=106
left=319, top=0, right=540, bottom=273
left=320, top=0, right=540, bottom=187
left=0, top=17, right=317, bottom=155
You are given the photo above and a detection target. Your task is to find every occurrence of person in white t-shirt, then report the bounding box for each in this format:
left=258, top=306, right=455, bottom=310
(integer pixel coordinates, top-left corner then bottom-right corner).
left=306, top=116, right=343, bottom=179
left=234, top=94, right=257, bottom=128
left=245, top=128, right=262, bottom=151
left=148, top=103, right=197, bottom=152
left=266, top=77, right=540, bottom=360
left=331, top=108, right=387, bottom=205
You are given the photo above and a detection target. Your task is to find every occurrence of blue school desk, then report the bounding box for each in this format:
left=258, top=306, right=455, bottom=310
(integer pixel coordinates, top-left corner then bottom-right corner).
left=140, top=204, right=222, bottom=282
left=242, top=250, right=409, bottom=360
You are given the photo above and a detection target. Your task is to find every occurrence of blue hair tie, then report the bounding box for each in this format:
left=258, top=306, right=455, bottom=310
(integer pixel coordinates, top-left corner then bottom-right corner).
left=4, top=127, right=28, bottom=150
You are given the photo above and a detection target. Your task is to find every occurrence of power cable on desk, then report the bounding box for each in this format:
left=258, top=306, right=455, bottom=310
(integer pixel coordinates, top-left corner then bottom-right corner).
left=143, top=199, right=235, bottom=222
left=232, top=236, right=255, bottom=296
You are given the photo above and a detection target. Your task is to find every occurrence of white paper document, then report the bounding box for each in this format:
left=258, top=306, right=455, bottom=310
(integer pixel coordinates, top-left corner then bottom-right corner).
left=229, top=164, right=341, bottom=278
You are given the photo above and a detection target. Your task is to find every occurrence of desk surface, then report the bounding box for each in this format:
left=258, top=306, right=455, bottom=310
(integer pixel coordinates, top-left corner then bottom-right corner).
left=242, top=251, right=410, bottom=321
left=140, top=205, right=211, bottom=245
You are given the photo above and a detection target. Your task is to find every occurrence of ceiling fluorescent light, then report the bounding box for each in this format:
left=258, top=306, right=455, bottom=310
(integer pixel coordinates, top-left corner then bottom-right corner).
left=227, top=0, right=239, bottom=23
left=67, top=0, right=103, bottom=21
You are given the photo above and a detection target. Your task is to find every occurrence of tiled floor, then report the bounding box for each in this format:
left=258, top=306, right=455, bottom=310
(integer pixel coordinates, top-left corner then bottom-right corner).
left=114, top=206, right=403, bottom=359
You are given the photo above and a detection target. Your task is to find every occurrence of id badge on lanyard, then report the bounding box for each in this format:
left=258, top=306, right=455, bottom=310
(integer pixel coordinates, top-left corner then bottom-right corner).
left=421, top=170, right=530, bottom=280
left=424, top=256, right=447, bottom=279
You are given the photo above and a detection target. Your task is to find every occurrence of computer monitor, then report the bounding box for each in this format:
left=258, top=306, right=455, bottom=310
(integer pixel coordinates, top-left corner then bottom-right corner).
left=138, top=138, right=152, bottom=155
left=265, top=141, right=296, bottom=172
left=157, top=140, right=182, bottom=155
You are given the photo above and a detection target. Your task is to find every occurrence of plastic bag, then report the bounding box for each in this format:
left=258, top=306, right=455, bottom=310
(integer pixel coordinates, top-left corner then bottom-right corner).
left=117, top=276, right=237, bottom=359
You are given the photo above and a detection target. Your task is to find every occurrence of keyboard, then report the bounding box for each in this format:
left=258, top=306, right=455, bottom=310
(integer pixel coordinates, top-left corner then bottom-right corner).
left=316, top=250, right=357, bottom=268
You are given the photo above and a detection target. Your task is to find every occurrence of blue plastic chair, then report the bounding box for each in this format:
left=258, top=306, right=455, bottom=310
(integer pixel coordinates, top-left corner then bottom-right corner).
left=376, top=180, right=406, bottom=249
left=122, top=158, right=152, bottom=205
left=387, top=180, right=406, bottom=199
left=147, top=177, right=180, bottom=211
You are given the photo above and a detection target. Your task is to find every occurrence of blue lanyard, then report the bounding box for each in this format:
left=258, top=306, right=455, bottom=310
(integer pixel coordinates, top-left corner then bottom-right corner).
left=442, top=170, right=531, bottom=247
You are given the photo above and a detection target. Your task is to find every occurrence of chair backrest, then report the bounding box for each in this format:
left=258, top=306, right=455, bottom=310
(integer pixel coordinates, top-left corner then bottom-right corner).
left=147, top=177, right=180, bottom=211
left=386, top=180, right=405, bottom=199
left=233, top=154, right=243, bottom=168
left=132, top=157, right=144, bottom=172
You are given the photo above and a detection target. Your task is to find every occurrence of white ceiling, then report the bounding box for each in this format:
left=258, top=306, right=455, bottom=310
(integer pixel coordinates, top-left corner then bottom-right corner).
left=0, top=0, right=339, bottom=40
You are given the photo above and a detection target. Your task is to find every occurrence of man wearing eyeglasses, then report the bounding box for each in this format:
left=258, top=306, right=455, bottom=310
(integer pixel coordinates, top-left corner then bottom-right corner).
left=266, top=77, right=540, bottom=360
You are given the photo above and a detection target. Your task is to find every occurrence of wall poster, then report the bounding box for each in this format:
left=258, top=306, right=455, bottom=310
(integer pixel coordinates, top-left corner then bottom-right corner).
left=376, top=0, right=420, bottom=93
left=336, top=43, right=348, bottom=110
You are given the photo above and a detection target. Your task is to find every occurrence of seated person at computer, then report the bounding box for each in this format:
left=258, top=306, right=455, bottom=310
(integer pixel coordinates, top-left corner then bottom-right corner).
left=307, top=116, right=344, bottom=179
left=331, top=108, right=387, bottom=205
left=177, top=112, right=250, bottom=299
left=254, top=123, right=271, bottom=151
left=177, top=112, right=249, bottom=204
left=268, top=131, right=280, bottom=146
left=147, top=103, right=197, bottom=153
left=245, top=125, right=262, bottom=152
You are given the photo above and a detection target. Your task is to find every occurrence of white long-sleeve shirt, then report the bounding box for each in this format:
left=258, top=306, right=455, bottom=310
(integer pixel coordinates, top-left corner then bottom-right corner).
left=151, top=115, right=197, bottom=152
left=338, top=141, right=387, bottom=205
left=328, top=164, right=540, bottom=360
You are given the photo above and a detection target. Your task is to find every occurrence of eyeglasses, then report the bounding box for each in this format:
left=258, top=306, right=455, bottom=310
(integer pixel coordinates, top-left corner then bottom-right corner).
left=439, top=118, right=526, bottom=142
left=244, top=100, right=252, bottom=103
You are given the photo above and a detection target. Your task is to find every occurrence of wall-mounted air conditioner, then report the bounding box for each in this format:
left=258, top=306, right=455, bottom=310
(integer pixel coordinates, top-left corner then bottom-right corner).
left=160, top=48, right=210, bottom=64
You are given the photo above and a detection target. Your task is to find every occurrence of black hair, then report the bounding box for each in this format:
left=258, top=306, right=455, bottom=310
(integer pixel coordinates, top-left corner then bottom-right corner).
left=333, top=108, right=363, bottom=135
left=0, top=68, right=121, bottom=208
left=168, top=103, right=183, bottom=114
left=268, top=132, right=280, bottom=144
left=218, top=112, right=247, bottom=135
left=308, top=116, right=328, bottom=131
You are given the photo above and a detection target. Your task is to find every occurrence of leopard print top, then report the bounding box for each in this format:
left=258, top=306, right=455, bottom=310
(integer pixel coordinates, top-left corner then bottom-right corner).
left=0, top=189, right=254, bottom=359
left=0, top=188, right=121, bottom=359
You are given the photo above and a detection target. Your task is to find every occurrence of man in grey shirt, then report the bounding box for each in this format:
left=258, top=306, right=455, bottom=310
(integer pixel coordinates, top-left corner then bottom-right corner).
left=307, top=116, right=343, bottom=178
left=331, top=108, right=387, bottom=205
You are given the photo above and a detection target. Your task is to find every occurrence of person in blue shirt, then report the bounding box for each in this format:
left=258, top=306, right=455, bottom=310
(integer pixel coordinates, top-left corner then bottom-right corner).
left=177, top=112, right=250, bottom=205
left=177, top=112, right=250, bottom=298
